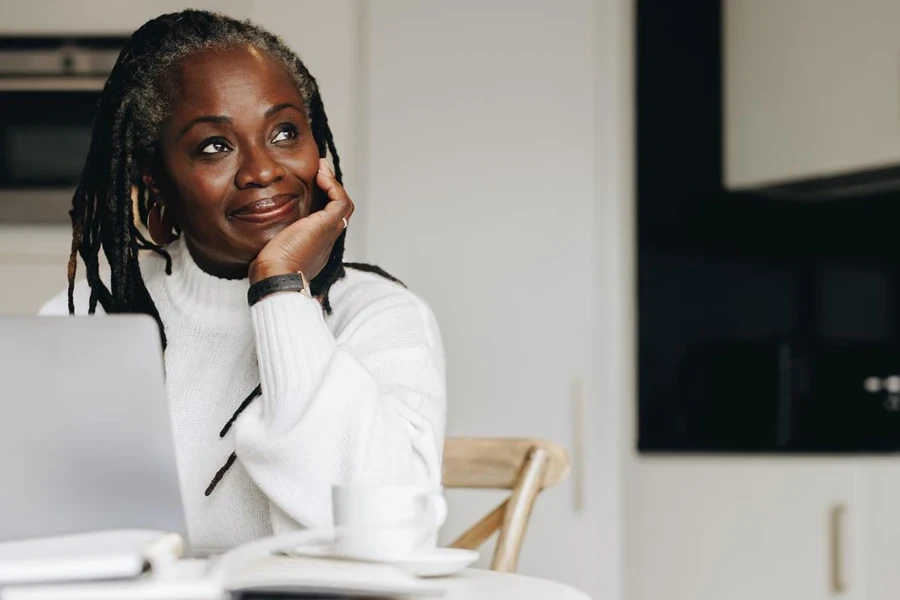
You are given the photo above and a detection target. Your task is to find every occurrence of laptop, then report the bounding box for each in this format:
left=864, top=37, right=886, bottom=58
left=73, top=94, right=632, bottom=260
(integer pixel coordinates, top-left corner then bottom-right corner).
left=0, top=315, right=186, bottom=543
left=0, top=317, right=447, bottom=596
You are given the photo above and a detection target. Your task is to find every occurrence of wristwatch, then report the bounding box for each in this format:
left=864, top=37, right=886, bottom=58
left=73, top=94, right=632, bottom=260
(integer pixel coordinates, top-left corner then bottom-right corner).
left=247, top=271, right=311, bottom=306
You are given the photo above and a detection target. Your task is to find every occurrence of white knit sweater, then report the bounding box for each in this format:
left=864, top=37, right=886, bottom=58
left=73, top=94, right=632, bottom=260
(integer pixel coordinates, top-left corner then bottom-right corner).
left=40, top=240, right=446, bottom=552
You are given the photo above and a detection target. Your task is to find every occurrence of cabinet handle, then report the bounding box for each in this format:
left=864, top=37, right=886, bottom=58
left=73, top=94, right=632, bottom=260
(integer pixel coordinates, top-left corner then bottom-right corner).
left=830, top=503, right=847, bottom=594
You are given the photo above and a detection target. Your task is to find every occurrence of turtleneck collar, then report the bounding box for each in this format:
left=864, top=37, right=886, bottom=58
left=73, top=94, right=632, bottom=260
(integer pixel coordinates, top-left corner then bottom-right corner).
left=163, top=239, right=251, bottom=326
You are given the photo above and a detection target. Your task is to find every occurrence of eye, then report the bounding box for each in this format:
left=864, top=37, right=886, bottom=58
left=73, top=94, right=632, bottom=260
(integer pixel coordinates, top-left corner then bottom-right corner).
left=199, top=138, right=232, bottom=154
left=272, top=124, right=298, bottom=143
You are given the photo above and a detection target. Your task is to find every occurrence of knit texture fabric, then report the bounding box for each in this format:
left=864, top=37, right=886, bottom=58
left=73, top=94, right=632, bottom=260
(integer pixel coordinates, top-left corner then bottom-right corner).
left=40, top=239, right=446, bottom=553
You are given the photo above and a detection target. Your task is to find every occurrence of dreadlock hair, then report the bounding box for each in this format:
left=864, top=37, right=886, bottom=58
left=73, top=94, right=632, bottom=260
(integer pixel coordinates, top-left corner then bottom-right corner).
left=68, top=9, right=348, bottom=348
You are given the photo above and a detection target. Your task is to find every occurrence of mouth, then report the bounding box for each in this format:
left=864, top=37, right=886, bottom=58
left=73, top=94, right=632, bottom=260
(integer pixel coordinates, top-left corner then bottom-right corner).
left=229, top=194, right=299, bottom=224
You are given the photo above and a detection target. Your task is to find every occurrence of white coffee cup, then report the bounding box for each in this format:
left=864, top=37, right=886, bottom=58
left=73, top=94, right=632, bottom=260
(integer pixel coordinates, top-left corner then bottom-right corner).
left=331, top=485, right=448, bottom=560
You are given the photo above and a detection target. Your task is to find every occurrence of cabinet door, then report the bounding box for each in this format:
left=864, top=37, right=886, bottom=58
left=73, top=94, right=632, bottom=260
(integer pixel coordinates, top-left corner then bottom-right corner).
left=724, top=0, right=900, bottom=188
left=627, top=460, right=861, bottom=600
left=362, top=0, right=602, bottom=596
left=0, top=226, right=71, bottom=315
left=860, top=461, right=900, bottom=600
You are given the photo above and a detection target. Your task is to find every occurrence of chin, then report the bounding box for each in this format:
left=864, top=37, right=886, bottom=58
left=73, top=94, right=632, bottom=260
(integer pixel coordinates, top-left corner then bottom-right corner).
left=254, top=214, right=300, bottom=245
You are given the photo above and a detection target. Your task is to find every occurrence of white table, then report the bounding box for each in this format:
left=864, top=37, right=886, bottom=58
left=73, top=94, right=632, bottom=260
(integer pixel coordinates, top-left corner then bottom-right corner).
left=242, top=569, right=590, bottom=599
left=0, top=564, right=590, bottom=600
left=210, top=530, right=591, bottom=600
left=0, top=533, right=590, bottom=600
left=438, top=568, right=591, bottom=599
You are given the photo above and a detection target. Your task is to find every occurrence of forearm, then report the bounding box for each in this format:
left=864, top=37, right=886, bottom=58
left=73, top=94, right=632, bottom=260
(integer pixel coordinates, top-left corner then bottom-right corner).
left=233, top=292, right=446, bottom=528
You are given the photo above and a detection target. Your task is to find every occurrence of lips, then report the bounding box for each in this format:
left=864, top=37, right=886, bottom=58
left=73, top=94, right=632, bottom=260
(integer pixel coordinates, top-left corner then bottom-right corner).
left=229, top=193, right=299, bottom=223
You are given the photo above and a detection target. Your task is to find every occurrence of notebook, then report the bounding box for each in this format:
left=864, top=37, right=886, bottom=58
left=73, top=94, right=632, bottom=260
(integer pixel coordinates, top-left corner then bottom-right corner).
left=0, top=530, right=444, bottom=599
left=0, top=530, right=181, bottom=587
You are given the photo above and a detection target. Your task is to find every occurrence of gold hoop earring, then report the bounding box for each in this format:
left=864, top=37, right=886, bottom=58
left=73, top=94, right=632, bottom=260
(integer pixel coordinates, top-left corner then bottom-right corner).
left=148, top=202, right=176, bottom=245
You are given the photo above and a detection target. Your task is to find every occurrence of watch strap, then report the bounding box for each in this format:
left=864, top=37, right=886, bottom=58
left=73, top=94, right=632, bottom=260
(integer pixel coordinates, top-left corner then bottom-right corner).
left=247, top=272, right=311, bottom=306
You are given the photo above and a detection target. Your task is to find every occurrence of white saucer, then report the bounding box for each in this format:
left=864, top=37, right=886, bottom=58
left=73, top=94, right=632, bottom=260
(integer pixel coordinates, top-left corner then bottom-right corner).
left=283, top=544, right=480, bottom=577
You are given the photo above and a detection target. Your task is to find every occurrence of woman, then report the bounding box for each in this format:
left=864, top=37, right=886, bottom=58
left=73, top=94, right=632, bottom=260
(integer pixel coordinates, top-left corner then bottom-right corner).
left=40, top=9, right=446, bottom=552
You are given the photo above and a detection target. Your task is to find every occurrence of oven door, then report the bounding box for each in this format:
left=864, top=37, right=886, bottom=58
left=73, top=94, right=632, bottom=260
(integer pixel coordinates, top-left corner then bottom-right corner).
left=0, top=88, right=100, bottom=224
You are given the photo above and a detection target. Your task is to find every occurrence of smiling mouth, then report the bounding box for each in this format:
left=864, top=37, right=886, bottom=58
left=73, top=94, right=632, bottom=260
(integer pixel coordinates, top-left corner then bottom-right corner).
left=230, top=194, right=299, bottom=223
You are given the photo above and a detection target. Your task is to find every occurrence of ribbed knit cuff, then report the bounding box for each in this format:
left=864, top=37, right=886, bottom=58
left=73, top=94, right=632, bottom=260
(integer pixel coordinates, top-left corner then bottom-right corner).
left=250, top=292, right=336, bottom=417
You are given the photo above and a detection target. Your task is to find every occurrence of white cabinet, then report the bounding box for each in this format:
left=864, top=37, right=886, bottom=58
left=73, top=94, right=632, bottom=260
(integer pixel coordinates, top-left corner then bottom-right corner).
left=0, top=1, right=250, bottom=34
left=627, top=460, right=862, bottom=600
left=625, top=458, right=900, bottom=600
left=361, top=0, right=603, bottom=595
left=858, top=461, right=900, bottom=600
left=723, top=0, right=900, bottom=189
left=0, top=226, right=71, bottom=315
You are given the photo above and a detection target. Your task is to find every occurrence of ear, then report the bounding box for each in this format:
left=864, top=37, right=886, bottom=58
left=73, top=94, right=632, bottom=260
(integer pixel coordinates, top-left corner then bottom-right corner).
left=141, top=169, right=164, bottom=204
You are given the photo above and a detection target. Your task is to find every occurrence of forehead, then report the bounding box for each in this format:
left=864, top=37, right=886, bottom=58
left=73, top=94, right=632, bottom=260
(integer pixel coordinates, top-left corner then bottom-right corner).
left=168, top=45, right=304, bottom=115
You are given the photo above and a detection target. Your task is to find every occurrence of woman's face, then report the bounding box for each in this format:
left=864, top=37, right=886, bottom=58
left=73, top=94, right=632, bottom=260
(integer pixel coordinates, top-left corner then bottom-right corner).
left=149, top=45, right=321, bottom=278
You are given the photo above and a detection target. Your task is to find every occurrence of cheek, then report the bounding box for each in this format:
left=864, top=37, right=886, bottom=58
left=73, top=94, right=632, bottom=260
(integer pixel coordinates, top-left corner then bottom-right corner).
left=170, top=164, right=233, bottom=221
left=286, top=144, right=321, bottom=183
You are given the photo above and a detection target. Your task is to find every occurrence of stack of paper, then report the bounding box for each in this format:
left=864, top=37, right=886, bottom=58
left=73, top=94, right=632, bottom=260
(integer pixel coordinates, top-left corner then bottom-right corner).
left=0, top=530, right=445, bottom=599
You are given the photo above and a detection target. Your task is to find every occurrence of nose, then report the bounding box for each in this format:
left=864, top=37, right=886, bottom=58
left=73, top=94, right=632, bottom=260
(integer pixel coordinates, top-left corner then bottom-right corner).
left=235, top=144, right=286, bottom=189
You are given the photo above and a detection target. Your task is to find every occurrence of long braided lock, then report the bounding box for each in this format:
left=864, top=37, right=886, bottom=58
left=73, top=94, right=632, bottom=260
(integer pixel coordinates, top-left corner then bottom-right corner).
left=68, top=9, right=349, bottom=495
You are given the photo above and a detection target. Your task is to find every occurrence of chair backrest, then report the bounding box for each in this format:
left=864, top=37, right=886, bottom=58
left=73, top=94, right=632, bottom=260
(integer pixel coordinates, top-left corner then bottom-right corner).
left=442, top=437, right=570, bottom=572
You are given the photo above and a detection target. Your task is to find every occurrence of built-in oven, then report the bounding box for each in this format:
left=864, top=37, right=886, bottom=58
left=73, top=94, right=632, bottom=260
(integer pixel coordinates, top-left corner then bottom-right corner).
left=0, top=37, right=124, bottom=223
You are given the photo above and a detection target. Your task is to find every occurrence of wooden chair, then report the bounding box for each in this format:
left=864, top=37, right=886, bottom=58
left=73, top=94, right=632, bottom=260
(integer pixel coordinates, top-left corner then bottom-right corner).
left=442, top=437, right=570, bottom=573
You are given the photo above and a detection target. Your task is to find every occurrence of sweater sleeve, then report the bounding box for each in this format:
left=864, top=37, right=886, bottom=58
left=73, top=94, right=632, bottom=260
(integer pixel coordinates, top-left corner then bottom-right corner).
left=232, top=283, right=447, bottom=531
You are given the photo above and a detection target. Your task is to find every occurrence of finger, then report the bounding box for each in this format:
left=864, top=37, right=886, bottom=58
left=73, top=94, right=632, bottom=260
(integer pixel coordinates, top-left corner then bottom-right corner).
left=315, top=174, right=354, bottom=228
left=315, top=160, right=354, bottom=226
left=316, top=159, right=350, bottom=203
left=319, top=196, right=354, bottom=234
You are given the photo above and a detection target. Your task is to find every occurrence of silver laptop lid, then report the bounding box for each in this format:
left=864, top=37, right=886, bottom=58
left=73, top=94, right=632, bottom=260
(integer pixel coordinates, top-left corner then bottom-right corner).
left=0, top=315, right=186, bottom=541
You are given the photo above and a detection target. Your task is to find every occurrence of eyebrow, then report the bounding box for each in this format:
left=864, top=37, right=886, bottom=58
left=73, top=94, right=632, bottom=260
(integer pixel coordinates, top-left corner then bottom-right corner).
left=265, top=102, right=304, bottom=118
left=178, top=115, right=231, bottom=139
left=177, top=103, right=305, bottom=139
